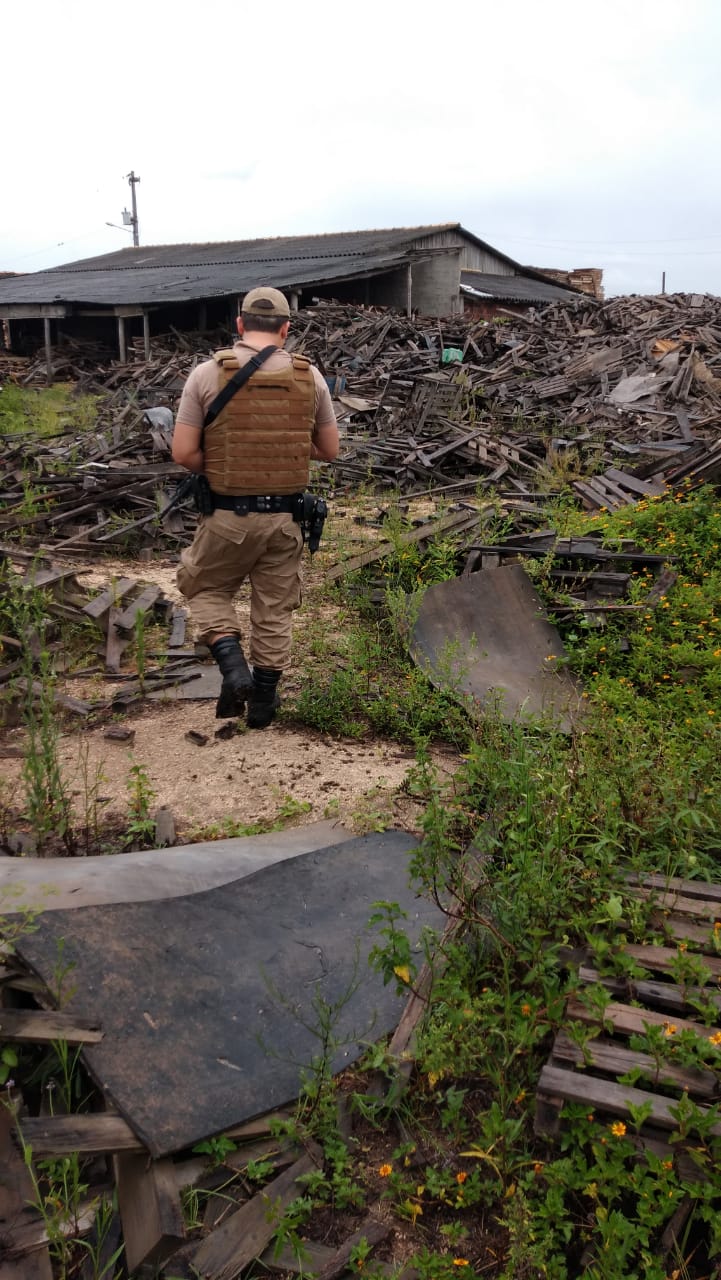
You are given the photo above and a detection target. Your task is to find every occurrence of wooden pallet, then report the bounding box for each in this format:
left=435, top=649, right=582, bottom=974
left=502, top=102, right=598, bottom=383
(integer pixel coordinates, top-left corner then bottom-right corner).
left=536, top=876, right=721, bottom=1170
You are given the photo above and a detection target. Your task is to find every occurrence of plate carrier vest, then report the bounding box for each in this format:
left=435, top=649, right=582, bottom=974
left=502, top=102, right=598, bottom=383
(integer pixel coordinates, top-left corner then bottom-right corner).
left=203, top=350, right=316, bottom=496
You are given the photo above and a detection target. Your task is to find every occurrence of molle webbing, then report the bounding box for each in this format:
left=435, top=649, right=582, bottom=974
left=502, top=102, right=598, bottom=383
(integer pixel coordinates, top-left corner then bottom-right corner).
left=203, top=354, right=315, bottom=497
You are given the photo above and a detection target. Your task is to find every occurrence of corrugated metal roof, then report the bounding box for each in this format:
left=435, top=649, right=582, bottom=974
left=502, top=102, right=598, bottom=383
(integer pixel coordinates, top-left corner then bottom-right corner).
left=0, top=226, right=467, bottom=308
left=460, top=270, right=583, bottom=304
left=0, top=227, right=583, bottom=311
left=0, top=249, right=414, bottom=307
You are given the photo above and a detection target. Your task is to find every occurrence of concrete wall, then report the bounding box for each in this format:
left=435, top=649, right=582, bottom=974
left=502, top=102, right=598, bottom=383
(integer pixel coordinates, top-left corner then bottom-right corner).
left=410, top=252, right=462, bottom=316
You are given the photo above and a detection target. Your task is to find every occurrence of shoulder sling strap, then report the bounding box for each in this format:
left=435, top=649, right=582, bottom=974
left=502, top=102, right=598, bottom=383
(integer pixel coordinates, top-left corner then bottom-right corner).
left=203, top=344, right=278, bottom=428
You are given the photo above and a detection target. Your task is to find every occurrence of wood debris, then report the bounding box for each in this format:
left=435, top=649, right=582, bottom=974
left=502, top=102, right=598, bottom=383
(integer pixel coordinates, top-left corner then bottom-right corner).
left=4, top=292, right=721, bottom=556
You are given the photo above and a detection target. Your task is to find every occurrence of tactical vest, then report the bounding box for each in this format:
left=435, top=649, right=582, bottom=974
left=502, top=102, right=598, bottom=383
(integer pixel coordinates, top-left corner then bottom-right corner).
left=203, top=350, right=315, bottom=496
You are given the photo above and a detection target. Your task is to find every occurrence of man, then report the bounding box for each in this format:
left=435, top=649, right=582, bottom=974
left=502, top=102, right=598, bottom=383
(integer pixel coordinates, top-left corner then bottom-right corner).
left=172, top=287, right=339, bottom=729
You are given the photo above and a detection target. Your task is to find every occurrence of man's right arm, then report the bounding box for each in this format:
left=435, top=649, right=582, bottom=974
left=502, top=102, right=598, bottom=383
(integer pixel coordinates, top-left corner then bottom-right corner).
left=172, top=421, right=205, bottom=473
left=172, top=368, right=206, bottom=472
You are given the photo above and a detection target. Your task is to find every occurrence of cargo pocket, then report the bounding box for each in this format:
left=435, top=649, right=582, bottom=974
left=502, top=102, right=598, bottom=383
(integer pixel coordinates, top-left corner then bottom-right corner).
left=177, top=518, right=249, bottom=599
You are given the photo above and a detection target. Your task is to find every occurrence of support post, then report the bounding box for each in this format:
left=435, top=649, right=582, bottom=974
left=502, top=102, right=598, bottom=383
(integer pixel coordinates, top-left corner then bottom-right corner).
left=43, top=317, right=53, bottom=386
left=143, top=312, right=151, bottom=361
left=406, top=263, right=413, bottom=317
left=290, top=291, right=299, bottom=312
left=117, top=315, right=127, bottom=364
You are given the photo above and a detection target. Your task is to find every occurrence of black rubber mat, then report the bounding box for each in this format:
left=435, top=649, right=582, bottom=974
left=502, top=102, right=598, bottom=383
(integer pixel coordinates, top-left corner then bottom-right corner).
left=17, top=832, right=443, bottom=1157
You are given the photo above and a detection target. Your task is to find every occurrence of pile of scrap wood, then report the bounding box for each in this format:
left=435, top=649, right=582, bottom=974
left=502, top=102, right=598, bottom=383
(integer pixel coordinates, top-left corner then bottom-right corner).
left=0, top=545, right=199, bottom=722
left=3, top=293, right=721, bottom=554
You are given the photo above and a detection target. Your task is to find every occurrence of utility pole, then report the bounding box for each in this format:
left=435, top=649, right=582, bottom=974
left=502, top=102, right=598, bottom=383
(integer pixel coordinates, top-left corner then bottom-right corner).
left=125, top=171, right=140, bottom=247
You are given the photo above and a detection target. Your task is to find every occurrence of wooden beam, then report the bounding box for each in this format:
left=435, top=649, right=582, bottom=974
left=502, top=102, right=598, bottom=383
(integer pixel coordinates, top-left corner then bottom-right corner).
left=117, top=315, right=127, bottom=364
left=43, top=317, right=52, bottom=387
left=0, top=1107, right=54, bottom=1279
left=327, top=509, right=480, bottom=581
left=189, top=1145, right=320, bottom=1280
left=143, top=310, right=151, bottom=361
left=15, top=1113, right=142, bottom=1157
left=0, top=1009, right=102, bottom=1044
left=114, top=1151, right=186, bottom=1274
left=0, top=304, right=67, bottom=319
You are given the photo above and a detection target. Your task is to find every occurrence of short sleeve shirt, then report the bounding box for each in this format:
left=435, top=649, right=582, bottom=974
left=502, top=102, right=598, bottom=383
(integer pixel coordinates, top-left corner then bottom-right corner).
left=175, top=340, right=337, bottom=433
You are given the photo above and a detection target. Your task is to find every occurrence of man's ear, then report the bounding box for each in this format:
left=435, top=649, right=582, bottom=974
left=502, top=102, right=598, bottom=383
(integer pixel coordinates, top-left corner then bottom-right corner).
left=236, top=315, right=244, bottom=337
left=280, top=319, right=290, bottom=341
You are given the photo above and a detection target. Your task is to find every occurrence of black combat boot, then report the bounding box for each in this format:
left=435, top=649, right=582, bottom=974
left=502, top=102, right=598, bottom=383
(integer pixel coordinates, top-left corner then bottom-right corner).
left=247, top=667, right=281, bottom=729
left=209, top=636, right=254, bottom=719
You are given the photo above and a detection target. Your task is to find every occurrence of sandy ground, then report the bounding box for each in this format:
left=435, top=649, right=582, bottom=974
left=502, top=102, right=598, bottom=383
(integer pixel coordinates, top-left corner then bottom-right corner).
left=1, top=544, right=459, bottom=848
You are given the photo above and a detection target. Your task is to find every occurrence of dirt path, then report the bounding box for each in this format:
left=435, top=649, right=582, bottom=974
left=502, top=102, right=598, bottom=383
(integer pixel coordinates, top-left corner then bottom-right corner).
left=2, top=551, right=459, bottom=848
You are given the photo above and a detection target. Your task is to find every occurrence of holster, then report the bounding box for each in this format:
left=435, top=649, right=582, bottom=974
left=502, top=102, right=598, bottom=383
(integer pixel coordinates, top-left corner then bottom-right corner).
left=191, top=475, right=215, bottom=515
left=294, top=492, right=328, bottom=553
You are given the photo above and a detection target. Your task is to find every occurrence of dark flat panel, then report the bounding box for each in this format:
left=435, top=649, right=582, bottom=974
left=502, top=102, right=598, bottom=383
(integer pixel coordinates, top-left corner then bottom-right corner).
left=409, top=564, right=583, bottom=730
left=17, top=833, right=442, bottom=1157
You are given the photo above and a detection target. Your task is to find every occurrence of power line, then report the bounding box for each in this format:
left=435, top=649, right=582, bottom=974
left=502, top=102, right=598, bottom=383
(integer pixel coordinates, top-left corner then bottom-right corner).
left=494, top=230, right=721, bottom=249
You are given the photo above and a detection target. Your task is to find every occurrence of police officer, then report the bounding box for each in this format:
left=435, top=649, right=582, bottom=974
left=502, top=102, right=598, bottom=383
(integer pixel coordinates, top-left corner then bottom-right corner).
left=172, top=287, right=339, bottom=728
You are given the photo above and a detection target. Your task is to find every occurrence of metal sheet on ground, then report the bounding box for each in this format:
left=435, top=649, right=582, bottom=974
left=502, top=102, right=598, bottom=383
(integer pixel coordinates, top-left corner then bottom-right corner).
left=409, top=564, right=583, bottom=730
left=16, top=832, right=442, bottom=1158
left=0, top=820, right=353, bottom=912
left=148, top=664, right=220, bottom=700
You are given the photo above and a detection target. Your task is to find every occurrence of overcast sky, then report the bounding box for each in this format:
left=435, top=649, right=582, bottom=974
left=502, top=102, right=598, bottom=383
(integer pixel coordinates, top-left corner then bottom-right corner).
left=3, top=0, right=720, bottom=299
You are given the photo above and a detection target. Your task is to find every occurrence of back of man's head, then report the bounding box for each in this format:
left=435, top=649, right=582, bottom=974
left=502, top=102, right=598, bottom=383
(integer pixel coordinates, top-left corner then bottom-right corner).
left=240, top=287, right=290, bottom=333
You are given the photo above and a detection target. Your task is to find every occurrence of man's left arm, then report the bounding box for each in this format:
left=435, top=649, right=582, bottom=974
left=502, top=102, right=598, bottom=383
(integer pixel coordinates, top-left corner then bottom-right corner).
left=310, top=371, right=340, bottom=462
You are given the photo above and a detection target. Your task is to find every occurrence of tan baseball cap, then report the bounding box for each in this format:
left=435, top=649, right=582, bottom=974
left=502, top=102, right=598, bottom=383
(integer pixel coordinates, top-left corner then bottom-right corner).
left=241, top=287, right=291, bottom=318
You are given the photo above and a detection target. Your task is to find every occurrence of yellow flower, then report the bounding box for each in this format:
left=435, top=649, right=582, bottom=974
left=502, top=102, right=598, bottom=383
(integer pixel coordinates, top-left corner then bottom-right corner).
left=453, top=1261, right=470, bottom=1268
left=393, top=964, right=411, bottom=985
left=664, top=1023, right=678, bottom=1037
left=710, top=1031, right=721, bottom=1046
left=533, top=1161, right=544, bottom=1174
left=379, top=1163, right=392, bottom=1177
left=610, top=1121, right=627, bottom=1137
left=456, top=1171, right=467, bottom=1184
left=521, top=1003, right=532, bottom=1016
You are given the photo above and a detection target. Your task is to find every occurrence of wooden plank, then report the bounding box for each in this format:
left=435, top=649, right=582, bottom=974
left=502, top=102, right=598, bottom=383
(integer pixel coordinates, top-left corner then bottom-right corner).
left=314, top=1217, right=390, bottom=1280
left=105, top=607, right=129, bottom=674
left=653, top=913, right=721, bottom=947
left=189, top=1146, right=320, bottom=1280
left=550, top=1030, right=717, bottom=1098
left=83, top=577, right=136, bottom=621
left=169, top=606, right=188, bottom=648
left=327, top=510, right=480, bottom=581
left=623, top=942, right=721, bottom=980
left=630, top=887, right=720, bottom=919
left=538, top=1064, right=721, bottom=1135
left=0, top=1106, right=53, bottom=1279
left=578, top=964, right=721, bottom=1014
left=604, top=467, right=666, bottom=497
left=16, top=1113, right=142, bottom=1156
left=566, top=997, right=721, bottom=1042
left=0, top=1009, right=102, bottom=1044
left=114, top=1151, right=186, bottom=1273
left=113, top=583, right=161, bottom=634
left=628, top=873, right=721, bottom=904
left=259, top=1238, right=335, bottom=1275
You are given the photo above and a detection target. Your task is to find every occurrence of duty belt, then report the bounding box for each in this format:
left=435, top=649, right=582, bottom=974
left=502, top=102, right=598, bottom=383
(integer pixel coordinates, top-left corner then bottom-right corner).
left=210, top=492, right=303, bottom=515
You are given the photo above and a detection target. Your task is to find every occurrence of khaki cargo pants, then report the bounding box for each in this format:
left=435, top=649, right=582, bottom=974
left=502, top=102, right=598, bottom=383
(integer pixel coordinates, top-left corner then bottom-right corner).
left=177, top=509, right=304, bottom=670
